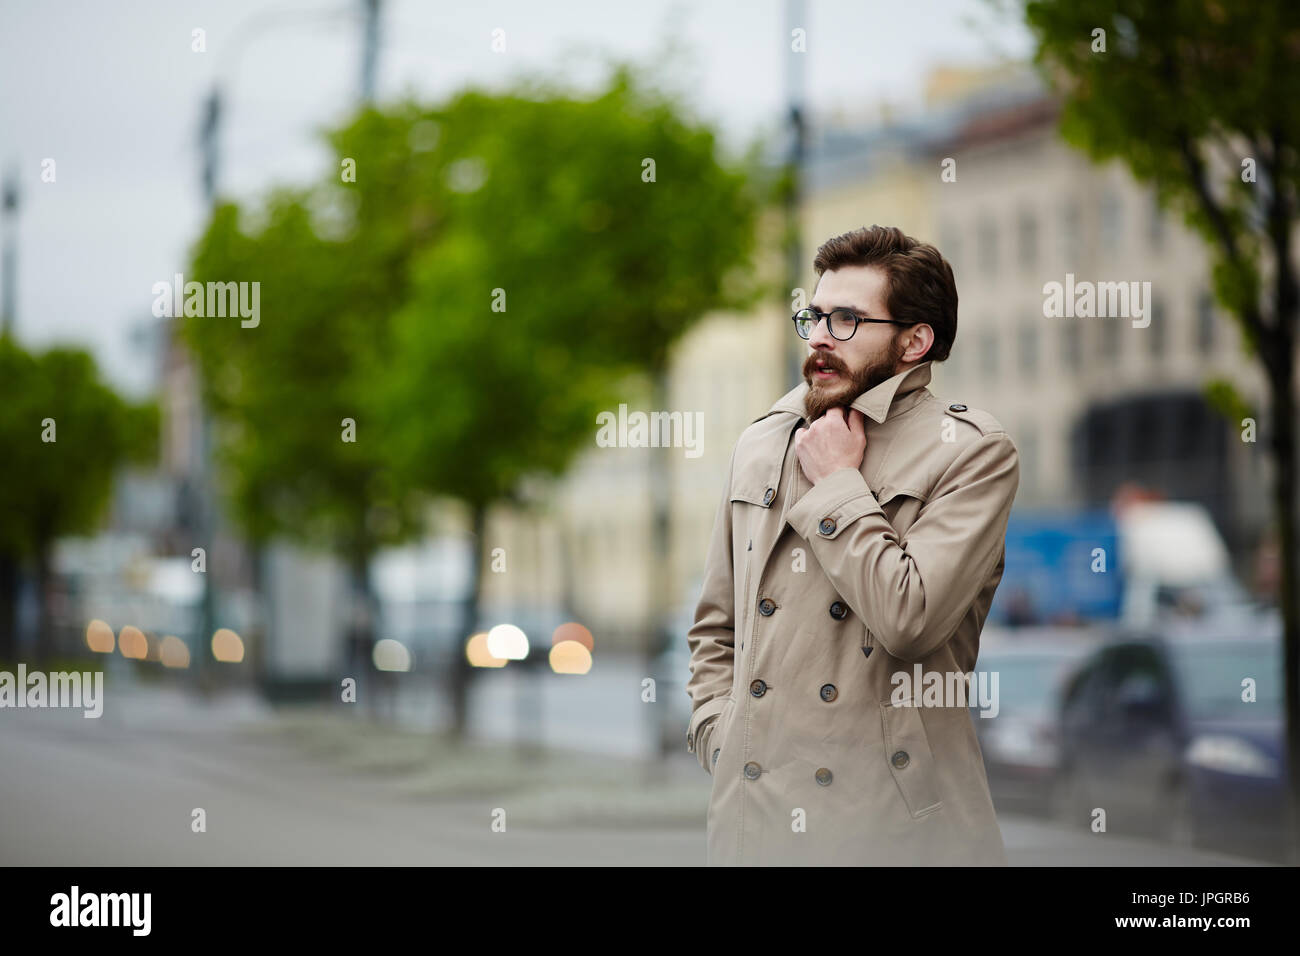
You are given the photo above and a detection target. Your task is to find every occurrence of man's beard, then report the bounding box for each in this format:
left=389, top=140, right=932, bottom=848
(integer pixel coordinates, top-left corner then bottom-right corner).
left=801, top=335, right=906, bottom=421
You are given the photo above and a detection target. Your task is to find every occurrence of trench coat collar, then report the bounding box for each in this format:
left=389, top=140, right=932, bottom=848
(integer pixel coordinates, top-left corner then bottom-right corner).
left=764, top=359, right=934, bottom=424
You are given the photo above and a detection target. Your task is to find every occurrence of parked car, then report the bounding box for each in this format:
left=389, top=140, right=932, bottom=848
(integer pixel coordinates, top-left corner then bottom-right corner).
left=971, top=626, right=1105, bottom=814
left=1052, top=612, right=1285, bottom=860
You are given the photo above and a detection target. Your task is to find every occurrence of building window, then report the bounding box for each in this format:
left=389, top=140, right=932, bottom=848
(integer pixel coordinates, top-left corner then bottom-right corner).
left=977, top=216, right=997, bottom=275
left=1019, top=322, right=1039, bottom=377
left=1018, top=425, right=1037, bottom=497
left=980, top=329, right=999, bottom=377
left=1061, top=202, right=1082, bottom=265
left=1099, top=191, right=1123, bottom=249
left=1100, top=315, right=1121, bottom=361
left=1061, top=319, right=1082, bottom=373
left=1197, top=290, right=1215, bottom=353
left=1148, top=294, right=1165, bottom=359
left=1149, top=191, right=1166, bottom=250
left=939, top=224, right=960, bottom=277
left=1018, top=209, right=1038, bottom=271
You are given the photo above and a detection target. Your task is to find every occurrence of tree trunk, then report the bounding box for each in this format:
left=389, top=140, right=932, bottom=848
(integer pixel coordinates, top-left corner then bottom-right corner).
left=1268, top=358, right=1299, bottom=864
left=249, top=544, right=266, bottom=685
left=0, top=552, right=17, bottom=663
left=648, top=364, right=673, bottom=762
left=1263, top=124, right=1300, bottom=865
left=34, top=539, right=53, bottom=666
left=346, top=547, right=377, bottom=719
left=448, top=503, right=486, bottom=743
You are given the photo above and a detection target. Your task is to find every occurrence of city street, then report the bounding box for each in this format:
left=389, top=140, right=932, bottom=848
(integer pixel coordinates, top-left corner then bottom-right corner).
left=3, top=0, right=1294, bottom=883
left=0, top=687, right=703, bottom=866
left=0, top=679, right=1262, bottom=866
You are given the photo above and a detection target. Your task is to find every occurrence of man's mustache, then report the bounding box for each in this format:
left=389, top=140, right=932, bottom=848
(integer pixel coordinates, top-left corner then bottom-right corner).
left=804, top=353, right=846, bottom=376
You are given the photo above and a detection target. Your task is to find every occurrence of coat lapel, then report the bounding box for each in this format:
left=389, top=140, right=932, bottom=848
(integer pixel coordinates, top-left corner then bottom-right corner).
left=739, top=361, right=937, bottom=586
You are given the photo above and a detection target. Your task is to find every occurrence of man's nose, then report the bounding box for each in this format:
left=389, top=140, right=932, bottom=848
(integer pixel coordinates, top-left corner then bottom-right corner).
left=808, top=315, right=835, bottom=349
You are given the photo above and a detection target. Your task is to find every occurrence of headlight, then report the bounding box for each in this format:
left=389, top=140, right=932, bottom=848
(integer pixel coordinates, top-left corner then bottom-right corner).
left=993, top=723, right=1035, bottom=757
left=1185, top=734, right=1278, bottom=777
left=988, top=721, right=1054, bottom=765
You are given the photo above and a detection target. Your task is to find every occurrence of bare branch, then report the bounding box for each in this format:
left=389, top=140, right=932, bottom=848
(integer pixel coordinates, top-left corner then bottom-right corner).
left=1176, top=130, right=1273, bottom=359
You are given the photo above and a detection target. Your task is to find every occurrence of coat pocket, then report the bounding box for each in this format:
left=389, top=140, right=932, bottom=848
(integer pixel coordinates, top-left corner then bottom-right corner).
left=707, top=696, right=737, bottom=775
left=878, top=696, right=944, bottom=818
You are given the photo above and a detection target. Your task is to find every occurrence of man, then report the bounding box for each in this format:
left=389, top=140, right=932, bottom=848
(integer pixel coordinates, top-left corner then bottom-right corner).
left=685, top=225, right=1019, bottom=866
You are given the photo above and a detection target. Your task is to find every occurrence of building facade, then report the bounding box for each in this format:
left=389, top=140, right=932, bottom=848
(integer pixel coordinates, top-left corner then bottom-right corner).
left=487, top=63, right=1281, bottom=652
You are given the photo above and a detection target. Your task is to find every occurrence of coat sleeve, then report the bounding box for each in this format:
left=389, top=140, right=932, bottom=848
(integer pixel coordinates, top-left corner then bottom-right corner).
left=785, top=431, right=1019, bottom=662
left=685, top=443, right=739, bottom=770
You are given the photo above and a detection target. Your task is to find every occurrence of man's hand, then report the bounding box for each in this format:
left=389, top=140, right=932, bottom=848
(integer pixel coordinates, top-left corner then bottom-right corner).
left=795, top=407, right=867, bottom=485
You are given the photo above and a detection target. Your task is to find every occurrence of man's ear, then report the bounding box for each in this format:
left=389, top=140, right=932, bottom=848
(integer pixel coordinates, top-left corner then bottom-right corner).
left=901, top=324, right=934, bottom=362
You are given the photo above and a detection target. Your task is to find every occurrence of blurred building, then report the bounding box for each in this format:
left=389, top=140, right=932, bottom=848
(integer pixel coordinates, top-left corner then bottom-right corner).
left=493, top=61, right=1276, bottom=653
left=480, top=229, right=790, bottom=652
left=143, top=62, right=1275, bottom=663
left=920, top=65, right=1271, bottom=569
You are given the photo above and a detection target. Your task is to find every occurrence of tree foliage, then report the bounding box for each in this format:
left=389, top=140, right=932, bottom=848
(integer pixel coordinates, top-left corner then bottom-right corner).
left=186, top=65, right=761, bottom=539
left=1024, top=0, right=1299, bottom=366
left=1023, top=0, right=1300, bottom=860
left=0, top=336, right=157, bottom=558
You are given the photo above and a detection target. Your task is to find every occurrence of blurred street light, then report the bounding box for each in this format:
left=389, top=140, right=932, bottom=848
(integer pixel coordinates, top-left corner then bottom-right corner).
left=372, top=637, right=411, bottom=672
left=85, top=619, right=115, bottom=654
left=549, top=641, right=591, bottom=675
left=465, top=631, right=507, bottom=668
left=487, top=623, right=528, bottom=661
left=118, top=625, right=147, bottom=660
left=211, top=627, right=245, bottom=663
left=159, top=635, right=191, bottom=669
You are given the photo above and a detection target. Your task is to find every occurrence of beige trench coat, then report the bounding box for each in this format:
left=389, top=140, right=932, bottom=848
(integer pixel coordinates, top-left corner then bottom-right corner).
left=685, top=360, right=1019, bottom=866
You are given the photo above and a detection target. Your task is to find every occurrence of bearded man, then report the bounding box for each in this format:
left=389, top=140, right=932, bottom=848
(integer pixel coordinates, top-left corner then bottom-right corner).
left=685, top=224, right=1019, bottom=866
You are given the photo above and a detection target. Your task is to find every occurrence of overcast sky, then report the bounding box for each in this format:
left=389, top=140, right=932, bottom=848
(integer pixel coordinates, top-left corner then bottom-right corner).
left=0, top=0, right=1032, bottom=396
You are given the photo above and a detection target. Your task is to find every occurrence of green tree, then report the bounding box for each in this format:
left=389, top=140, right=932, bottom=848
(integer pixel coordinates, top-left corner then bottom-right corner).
left=185, top=194, right=424, bottom=679
left=0, top=336, right=158, bottom=660
left=1023, top=0, right=1300, bottom=858
left=361, top=68, right=761, bottom=736
left=186, top=65, right=760, bottom=735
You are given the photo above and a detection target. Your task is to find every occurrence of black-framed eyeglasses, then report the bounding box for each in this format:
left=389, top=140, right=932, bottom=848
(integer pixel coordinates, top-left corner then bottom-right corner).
left=791, top=307, right=909, bottom=341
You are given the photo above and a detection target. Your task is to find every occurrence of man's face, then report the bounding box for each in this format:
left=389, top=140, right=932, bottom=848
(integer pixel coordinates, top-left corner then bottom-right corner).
left=801, top=264, right=908, bottom=421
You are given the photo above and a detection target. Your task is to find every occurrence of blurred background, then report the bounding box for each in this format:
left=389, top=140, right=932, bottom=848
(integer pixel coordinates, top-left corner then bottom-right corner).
left=0, top=0, right=1295, bottom=865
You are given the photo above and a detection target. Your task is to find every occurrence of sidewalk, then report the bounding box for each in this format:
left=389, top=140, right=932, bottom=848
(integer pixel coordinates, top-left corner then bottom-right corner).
left=242, top=706, right=712, bottom=829
left=1, top=682, right=1271, bottom=865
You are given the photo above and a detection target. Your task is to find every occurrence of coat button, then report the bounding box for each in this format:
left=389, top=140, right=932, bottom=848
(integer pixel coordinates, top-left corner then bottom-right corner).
left=948, top=403, right=967, bottom=412
left=829, top=601, right=848, bottom=620
left=762, top=487, right=775, bottom=505
left=744, top=761, right=762, bottom=779
left=818, top=517, right=837, bottom=535
left=891, top=750, right=910, bottom=769
left=758, top=598, right=776, bottom=616
left=819, top=683, right=837, bottom=702
left=750, top=678, right=767, bottom=697
left=815, top=767, right=833, bottom=786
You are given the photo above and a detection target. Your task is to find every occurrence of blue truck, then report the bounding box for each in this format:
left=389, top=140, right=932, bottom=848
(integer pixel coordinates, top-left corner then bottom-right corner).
left=988, top=502, right=1251, bottom=628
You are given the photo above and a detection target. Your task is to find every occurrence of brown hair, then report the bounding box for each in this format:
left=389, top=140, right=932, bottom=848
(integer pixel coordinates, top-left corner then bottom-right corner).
left=812, top=225, right=957, bottom=362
